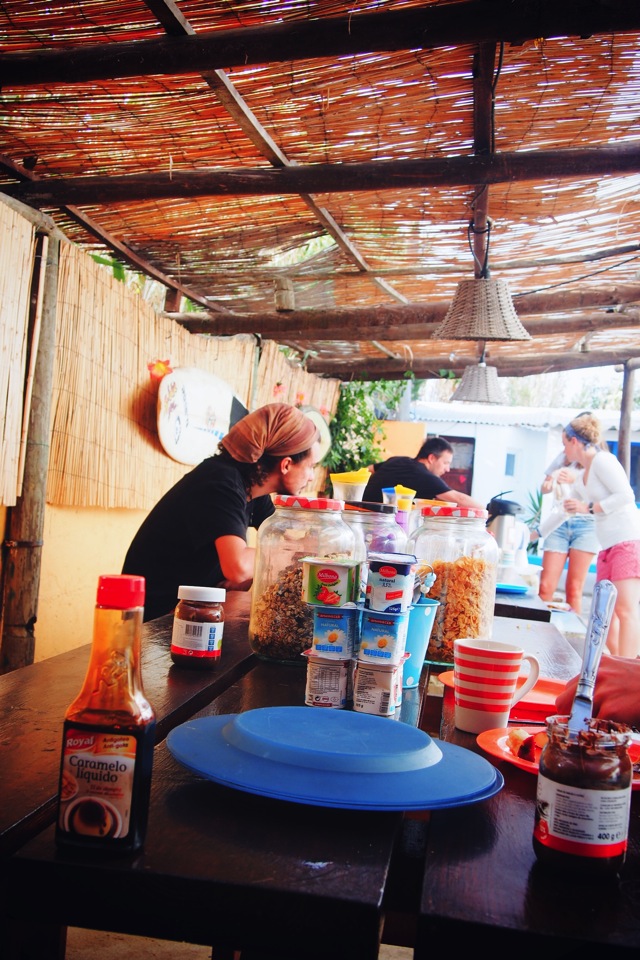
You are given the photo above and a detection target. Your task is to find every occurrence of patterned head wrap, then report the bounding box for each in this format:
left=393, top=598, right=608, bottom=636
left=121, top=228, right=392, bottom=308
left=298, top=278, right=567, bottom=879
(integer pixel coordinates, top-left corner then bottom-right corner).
left=564, top=423, right=592, bottom=446
left=221, top=403, right=320, bottom=463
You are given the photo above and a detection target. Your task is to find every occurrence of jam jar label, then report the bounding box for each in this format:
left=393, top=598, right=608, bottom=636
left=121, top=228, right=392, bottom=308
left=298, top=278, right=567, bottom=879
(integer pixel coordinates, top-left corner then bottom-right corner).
left=534, top=773, right=632, bottom=859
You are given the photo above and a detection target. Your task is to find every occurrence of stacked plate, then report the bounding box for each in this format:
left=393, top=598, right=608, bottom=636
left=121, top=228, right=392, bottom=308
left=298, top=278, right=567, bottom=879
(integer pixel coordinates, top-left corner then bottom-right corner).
left=167, top=706, right=503, bottom=811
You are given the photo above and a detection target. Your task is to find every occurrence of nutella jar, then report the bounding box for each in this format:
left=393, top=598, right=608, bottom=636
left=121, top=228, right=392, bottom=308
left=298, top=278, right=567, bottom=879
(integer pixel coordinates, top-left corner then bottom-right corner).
left=533, top=715, right=633, bottom=877
left=170, top=585, right=226, bottom=669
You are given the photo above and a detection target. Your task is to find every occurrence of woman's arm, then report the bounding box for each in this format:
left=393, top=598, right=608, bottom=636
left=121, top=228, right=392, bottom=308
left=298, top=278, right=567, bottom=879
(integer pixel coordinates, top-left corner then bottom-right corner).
left=589, top=452, right=637, bottom=514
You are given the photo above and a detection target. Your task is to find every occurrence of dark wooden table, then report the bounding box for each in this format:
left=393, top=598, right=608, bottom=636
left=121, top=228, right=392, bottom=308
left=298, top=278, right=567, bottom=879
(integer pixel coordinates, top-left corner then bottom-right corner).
left=416, top=637, right=640, bottom=956
left=2, top=612, right=595, bottom=960
left=0, top=592, right=255, bottom=856
left=0, top=602, right=428, bottom=960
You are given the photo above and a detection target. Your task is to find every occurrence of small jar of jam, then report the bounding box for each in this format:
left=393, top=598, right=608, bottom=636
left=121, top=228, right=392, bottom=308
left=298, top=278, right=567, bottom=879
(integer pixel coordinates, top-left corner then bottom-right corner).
left=533, top=715, right=633, bottom=877
left=170, top=585, right=226, bottom=669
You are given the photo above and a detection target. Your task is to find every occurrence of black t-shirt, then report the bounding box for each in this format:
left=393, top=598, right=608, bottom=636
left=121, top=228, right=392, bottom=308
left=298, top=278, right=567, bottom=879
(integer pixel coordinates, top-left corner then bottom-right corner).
left=122, top=456, right=274, bottom=621
left=361, top=456, right=451, bottom=503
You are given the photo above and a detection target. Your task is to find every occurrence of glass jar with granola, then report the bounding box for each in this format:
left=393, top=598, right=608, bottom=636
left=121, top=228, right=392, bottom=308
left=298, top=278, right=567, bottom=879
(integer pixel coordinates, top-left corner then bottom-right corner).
left=407, top=505, right=498, bottom=665
left=249, top=496, right=356, bottom=664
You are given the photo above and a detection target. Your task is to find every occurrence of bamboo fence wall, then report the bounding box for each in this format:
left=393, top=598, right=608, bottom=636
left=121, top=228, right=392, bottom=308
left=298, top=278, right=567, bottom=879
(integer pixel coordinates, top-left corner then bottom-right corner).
left=0, top=204, right=36, bottom=505
left=2, top=238, right=334, bottom=511
left=254, top=339, right=341, bottom=494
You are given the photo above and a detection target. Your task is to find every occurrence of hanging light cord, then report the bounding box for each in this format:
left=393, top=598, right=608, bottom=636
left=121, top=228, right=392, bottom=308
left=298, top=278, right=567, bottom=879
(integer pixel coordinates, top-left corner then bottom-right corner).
left=467, top=218, right=492, bottom=278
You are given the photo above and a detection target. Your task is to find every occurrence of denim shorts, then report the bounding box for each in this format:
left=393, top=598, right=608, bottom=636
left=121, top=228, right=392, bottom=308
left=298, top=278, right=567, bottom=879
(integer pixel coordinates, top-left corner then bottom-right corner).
left=543, top=515, right=599, bottom=554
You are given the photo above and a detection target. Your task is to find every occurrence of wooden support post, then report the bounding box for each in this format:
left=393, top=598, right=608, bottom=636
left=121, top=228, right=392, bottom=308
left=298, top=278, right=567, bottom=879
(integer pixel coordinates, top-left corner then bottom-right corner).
left=618, top=359, right=640, bottom=476
left=1, top=235, right=60, bottom=673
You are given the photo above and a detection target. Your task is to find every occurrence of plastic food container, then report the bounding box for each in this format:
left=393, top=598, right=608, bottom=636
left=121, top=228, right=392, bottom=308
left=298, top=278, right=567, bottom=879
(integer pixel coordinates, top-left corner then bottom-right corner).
left=359, top=608, right=409, bottom=664
left=365, top=552, right=416, bottom=613
left=303, top=651, right=350, bottom=709
left=311, top=606, right=360, bottom=659
left=249, top=496, right=356, bottom=664
left=353, top=659, right=401, bottom=717
left=301, top=557, right=360, bottom=607
left=343, top=501, right=408, bottom=601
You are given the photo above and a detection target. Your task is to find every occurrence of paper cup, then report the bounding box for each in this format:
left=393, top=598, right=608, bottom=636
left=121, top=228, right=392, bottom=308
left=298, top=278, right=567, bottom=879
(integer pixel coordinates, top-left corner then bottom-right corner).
left=453, top=638, right=540, bottom=734
left=403, top=599, right=440, bottom=688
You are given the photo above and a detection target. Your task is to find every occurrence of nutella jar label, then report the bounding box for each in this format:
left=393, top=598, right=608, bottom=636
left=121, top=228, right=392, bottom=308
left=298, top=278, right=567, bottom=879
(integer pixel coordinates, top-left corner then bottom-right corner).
left=534, top=773, right=631, bottom=859
left=171, top=617, right=224, bottom=657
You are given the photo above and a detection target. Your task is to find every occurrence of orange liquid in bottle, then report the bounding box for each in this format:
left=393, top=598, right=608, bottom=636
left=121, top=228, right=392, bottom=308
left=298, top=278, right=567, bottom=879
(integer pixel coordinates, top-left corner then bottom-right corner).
left=55, top=575, right=156, bottom=854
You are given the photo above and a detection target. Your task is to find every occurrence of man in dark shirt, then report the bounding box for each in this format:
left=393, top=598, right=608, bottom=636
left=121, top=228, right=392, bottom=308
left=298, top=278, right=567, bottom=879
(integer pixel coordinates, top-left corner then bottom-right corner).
left=362, top=437, right=483, bottom=508
left=123, top=403, right=321, bottom=621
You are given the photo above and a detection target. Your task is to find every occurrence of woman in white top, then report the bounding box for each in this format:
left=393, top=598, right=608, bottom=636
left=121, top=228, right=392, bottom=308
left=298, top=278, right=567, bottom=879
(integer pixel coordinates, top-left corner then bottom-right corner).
left=534, top=449, right=599, bottom=615
left=558, top=412, right=640, bottom=658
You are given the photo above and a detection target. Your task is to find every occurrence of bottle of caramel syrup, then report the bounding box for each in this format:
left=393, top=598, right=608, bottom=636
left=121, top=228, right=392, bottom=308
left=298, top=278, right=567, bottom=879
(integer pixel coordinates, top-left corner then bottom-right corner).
left=55, top=575, right=156, bottom=853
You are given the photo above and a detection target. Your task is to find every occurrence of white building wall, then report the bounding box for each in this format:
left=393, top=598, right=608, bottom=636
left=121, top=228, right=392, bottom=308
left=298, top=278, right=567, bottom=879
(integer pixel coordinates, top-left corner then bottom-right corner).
left=410, top=401, right=640, bottom=525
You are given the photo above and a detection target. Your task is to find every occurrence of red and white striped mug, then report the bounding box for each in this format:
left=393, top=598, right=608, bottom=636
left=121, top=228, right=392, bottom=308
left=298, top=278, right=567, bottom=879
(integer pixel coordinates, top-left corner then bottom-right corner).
left=453, top=638, right=540, bottom=734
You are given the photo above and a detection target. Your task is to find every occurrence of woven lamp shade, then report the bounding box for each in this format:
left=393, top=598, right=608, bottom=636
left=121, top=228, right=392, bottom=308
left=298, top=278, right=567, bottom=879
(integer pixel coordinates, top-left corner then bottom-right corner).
left=432, top=277, right=531, bottom=341
left=450, top=362, right=506, bottom=404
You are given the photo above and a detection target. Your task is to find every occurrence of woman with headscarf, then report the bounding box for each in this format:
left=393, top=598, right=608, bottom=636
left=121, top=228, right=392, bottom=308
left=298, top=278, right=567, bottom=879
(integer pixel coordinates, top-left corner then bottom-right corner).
left=557, top=412, right=640, bottom=658
left=122, top=403, right=321, bottom=621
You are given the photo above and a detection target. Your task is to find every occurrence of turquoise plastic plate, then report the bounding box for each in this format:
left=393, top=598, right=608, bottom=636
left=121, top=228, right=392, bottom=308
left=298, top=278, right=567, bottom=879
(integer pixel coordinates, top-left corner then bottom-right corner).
left=167, top=706, right=503, bottom=811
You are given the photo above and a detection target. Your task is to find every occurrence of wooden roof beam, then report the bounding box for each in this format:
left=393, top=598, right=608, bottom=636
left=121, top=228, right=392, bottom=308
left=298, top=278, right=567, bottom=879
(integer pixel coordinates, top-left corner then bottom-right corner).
left=171, top=288, right=640, bottom=337
left=7, top=144, right=640, bottom=207
left=2, top=1, right=639, bottom=87
left=303, top=347, right=640, bottom=381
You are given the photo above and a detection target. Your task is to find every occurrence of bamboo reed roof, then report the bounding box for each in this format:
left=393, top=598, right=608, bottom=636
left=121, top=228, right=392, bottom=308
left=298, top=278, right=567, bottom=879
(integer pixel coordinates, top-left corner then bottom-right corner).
left=1, top=0, right=640, bottom=381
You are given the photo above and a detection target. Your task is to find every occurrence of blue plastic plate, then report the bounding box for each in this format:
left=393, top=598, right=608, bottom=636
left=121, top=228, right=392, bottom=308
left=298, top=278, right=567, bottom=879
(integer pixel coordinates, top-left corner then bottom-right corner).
left=166, top=706, right=503, bottom=811
left=496, top=583, right=529, bottom=595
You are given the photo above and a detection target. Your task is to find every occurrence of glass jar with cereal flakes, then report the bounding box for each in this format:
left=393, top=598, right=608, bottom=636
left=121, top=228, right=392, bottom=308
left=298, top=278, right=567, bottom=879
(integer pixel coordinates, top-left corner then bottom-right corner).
left=249, top=496, right=356, bottom=664
left=407, top=505, right=498, bottom=665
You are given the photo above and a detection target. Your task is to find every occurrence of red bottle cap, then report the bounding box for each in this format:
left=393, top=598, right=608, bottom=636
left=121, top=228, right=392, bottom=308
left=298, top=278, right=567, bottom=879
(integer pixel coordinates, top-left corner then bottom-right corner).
left=96, top=574, right=145, bottom=609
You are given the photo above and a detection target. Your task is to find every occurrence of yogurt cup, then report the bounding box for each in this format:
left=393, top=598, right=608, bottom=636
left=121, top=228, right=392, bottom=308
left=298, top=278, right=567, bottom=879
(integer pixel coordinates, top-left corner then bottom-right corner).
left=311, top=606, right=360, bottom=659
left=353, top=659, right=400, bottom=717
left=365, top=552, right=416, bottom=612
left=303, top=651, right=350, bottom=709
left=301, top=557, right=360, bottom=607
left=358, top=608, right=409, bottom=664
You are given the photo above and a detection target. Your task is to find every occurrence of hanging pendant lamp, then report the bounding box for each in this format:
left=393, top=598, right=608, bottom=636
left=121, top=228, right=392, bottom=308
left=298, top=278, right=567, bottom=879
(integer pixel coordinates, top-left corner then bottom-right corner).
left=432, top=221, right=531, bottom=342
left=450, top=360, right=506, bottom=404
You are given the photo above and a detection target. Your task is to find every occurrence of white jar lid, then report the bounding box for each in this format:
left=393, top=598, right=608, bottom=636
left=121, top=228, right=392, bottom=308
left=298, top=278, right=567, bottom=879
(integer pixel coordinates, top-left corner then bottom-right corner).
left=177, top=585, right=226, bottom=602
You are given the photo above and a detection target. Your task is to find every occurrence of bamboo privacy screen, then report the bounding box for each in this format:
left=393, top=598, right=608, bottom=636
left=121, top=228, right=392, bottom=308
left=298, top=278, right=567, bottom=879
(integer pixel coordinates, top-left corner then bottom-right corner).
left=48, top=243, right=257, bottom=508
left=47, top=243, right=341, bottom=509
left=0, top=204, right=36, bottom=505
left=254, top=340, right=341, bottom=494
